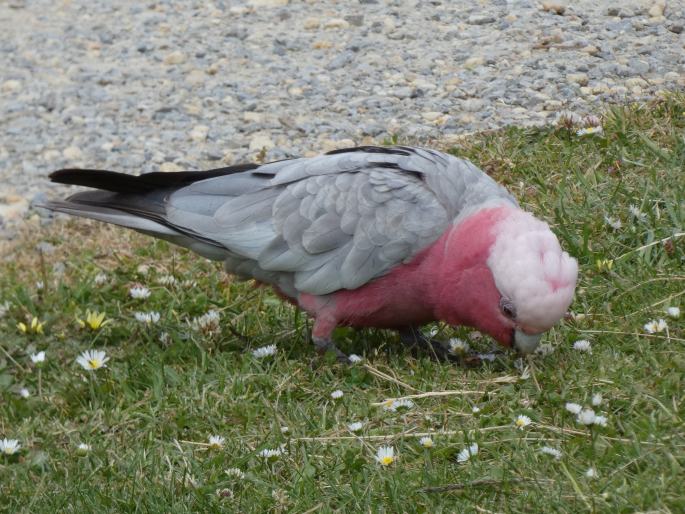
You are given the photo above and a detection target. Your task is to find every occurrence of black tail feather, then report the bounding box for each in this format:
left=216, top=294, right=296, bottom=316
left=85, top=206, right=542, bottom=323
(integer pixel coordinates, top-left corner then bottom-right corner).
left=50, top=163, right=260, bottom=194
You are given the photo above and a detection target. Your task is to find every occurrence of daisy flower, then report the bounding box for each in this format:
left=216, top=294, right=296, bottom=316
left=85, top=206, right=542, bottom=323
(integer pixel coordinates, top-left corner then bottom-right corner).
left=456, top=443, right=479, bottom=463
left=191, top=310, right=221, bottom=335
left=576, top=126, right=603, bottom=136
left=666, top=307, right=680, bottom=319
left=19, top=388, right=30, bottom=398
left=565, top=402, right=582, bottom=414
left=375, top=446, right=395, bottom=466
left=129, top=286, right=151, bottom=299
left=448, top=338, right=470, bottom=355
left=585, top=467, right=598, bottom=478
left=348, top=354, right=363, bottom=364
left=136, top=264, right=150, bottom=275
left=540, top=446, right=562, bottom=459
left=0, top=439, right=21, bottom=455
left=604, top=215, right=622, bottom=230
left=576, top=409, right=596, bottom=425
left=258, top=447, right=283, bottom=460
left=208, top=435, right=225, bottom=450
left=514, top=414, right=531, bottom=429
left=348, top=421, right=364, bottom=432
left=629, top=204, right=647, bottom=222
left=157, top=275, right=177, bottom=287
left=471, top=406, right=481, bottom=414
left=330, top=390, right=344, bottom=400
left=593, top=415, right=608, bottom=427
left=35, top=281, right=44, bottom=291
left=384, top=398, right=415, bottom=412
left=252, top=344, right=277, bottom=359
left=573, top=340, right=592, bottom=353
left=419, top=437, right=434, bottom=448
left=76, top=443, right=91, bottom=455
left=134, top=311, right=160, bottom=325
left=76, top=349, right=109, bottom=371
left=643, top=319, right=667, bottom=334
left=225, top=468, right=245, bottom=479
left=30, top=351, right=46, bottom=365
left=280, top=426, right=289, bottom=434
left=94, top=273, right=108, bottom=286
left=591, top=393, right=603, bottom=406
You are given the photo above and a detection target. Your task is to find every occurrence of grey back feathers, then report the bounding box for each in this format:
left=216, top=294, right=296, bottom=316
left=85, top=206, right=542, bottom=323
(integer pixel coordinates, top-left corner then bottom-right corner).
left=47, top=147, right=516, bottom=297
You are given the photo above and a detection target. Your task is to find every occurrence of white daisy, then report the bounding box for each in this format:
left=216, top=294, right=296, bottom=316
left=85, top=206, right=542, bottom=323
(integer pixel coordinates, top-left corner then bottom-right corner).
left=208, top=435, right=225, bottom=450
left=330, top=390, right=344, bottom=400
left=258, top=447, right=283, bottom=460
left=576, top=409, right=596, bottom=425
left=585, top=467, right=598, bottom=478
left=591, top=393, right=603, bottom=406
left=191, top=310, right=221, bottom=334
left=375, top=445, right=395, bottom=466
left=225, top=467, right=245, bottom=479
left=643, top=319, right=668, bottom=334
left=593, top=415, right=608, bottom=427
left=129, top=286, right=151, bottom=299
left=448, top=338, right=470, bottom=355
left=76, top=349, right=109, bottom=371
left=576, top=126, right=603, bottom=136
left=384, top=398, right=414, bottom=412
left=540, top=446, right=562, bottom=459
left=19, top=388, right=30, bottom=398
left=35, top=281, right=44, bottom=291
left=348, top=354, right=363, bottom=364
left=666, top=307, right=680, bottom=319
left=348, top=421, right=364, bottom=432
left=629, top=204, right=647, bottom=222
left=30, top=351, right=46, bottom=365
left=0, top=439, right=21, bottom=455
left=456, top=443, right=479, bottom=463
left=419, top=436, right=434, bottom=448
left=280, top=426, right=289, bottom=434
left=157, top=275, right=177, bottom=287
left=565, top=402, right=583, bottom=415
left=535, top=343, right=555, bottom=356
left=471, top=406, right=481, bottom=414
left=136, top=264, right=150, bottom=275
left=134, top=311, right=161, bottom=325
left=252, top=344, right=277, bottom=359
left=604, top=215, right=622, bottom=230
left=76, top=443, right=91, bottom=454
left=514, top=415, right=532, bottom=429
left=573, top=340, right=592, bottom=353
left=94, top=273, right=108, bottom=286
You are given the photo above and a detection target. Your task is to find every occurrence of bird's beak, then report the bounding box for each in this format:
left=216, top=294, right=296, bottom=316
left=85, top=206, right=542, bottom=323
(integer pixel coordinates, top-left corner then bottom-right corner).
left=513, top=330, right=542, bottom=355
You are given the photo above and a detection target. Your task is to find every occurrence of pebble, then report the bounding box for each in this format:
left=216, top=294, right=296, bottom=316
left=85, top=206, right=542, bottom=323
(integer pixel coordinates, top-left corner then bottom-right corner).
left=0, top=0, right=682, bottom=221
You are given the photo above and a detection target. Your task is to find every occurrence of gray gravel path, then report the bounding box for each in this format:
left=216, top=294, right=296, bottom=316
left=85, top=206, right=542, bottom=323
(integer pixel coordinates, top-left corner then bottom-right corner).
left=0, top=0, right=683, bottom=228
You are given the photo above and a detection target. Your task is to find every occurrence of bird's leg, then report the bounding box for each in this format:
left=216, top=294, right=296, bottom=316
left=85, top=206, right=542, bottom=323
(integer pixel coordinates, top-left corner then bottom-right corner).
left=398, top=326, right=455, bottom=361
left=311, top=315, right=349, bottom=364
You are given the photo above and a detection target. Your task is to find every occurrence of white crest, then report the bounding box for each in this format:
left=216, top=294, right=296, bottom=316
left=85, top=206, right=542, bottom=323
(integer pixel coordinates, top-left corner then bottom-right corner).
left=487, top=210, right=578, bottom=331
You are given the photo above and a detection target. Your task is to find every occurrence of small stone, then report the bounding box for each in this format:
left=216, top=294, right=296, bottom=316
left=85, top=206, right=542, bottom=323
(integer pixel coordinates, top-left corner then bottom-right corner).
left=464, top=56, right=485, bottom=68
left=567, top=72, right=589, bottom=86
left=248, top=0, right=288, bottom=6
left=422, top=111, right=443, bottom=122
left=189, top=125, right=209, bottom=142
left=462, top=98, right=484, bottom=112
left=606, top=7, right=620, bottom=16
left=664, top=72, right=680, bottom=81
left=324, top=18, right=350, bottom=30
left=249, top=133, right=275, bottom=152
left=303, top=17, right=320, bottom=30
left=345, top=15, right=364, bottom=27
left=160, top=162, right=183, bottom=172
left=667, top=24, right=683, bottom=34
left=541, top=2, right=566, bottom=15
left=312, top=40, right=333, bottom=49
left=648, top=1, right=665, bottom=18
left=62, top=146, right=83, bottom=160
left=581, top=45, right=599, bottom=55
left=467, top=15, right=496, bottom=25
left=163, top=51, right=186, bottom=65
left=1, top=79, right=21, bottom=93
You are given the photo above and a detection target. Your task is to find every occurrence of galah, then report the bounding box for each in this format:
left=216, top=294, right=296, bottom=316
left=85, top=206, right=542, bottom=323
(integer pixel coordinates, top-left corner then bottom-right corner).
left=45, top=146, right=578, bottom=360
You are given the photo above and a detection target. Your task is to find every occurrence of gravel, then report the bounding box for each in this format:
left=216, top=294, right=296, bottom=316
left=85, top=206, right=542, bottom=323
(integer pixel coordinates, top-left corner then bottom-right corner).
left=0, top=0, right=684, bottom=230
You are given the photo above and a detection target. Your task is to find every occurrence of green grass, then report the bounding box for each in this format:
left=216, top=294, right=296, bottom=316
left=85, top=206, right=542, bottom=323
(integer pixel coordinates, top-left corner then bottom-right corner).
left=1, top=95, right=684, bottom=513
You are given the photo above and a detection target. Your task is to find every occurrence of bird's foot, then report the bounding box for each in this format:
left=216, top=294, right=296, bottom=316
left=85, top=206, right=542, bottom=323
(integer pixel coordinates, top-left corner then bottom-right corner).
left=398, top=327, right=456, bottom=362
left=312, top=336, right=350, bottom=364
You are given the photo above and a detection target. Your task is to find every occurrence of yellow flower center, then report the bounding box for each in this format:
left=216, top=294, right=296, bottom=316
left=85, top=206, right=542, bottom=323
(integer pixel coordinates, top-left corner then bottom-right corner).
left=88, top=359, right=101, bottom=369
left=380, top=456, right=394, bottom=466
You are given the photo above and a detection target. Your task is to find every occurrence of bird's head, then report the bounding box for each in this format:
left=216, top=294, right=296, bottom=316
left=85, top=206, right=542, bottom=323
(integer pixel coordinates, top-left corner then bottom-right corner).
left=434, top=206, right=578, bottom=354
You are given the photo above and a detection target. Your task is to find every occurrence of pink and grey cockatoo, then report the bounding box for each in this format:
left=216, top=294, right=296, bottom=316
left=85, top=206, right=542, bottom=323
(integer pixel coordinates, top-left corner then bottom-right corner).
left=45, top=146, right=578, bottom=360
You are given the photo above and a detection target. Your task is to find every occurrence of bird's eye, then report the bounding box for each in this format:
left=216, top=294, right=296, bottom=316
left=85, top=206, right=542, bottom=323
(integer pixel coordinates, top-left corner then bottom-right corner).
left=500, top=298, right=517, bottom=319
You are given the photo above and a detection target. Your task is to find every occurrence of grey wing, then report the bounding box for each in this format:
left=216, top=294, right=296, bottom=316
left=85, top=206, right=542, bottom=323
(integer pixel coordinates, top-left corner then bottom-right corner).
left=164, top=147, right=514, bottom=296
